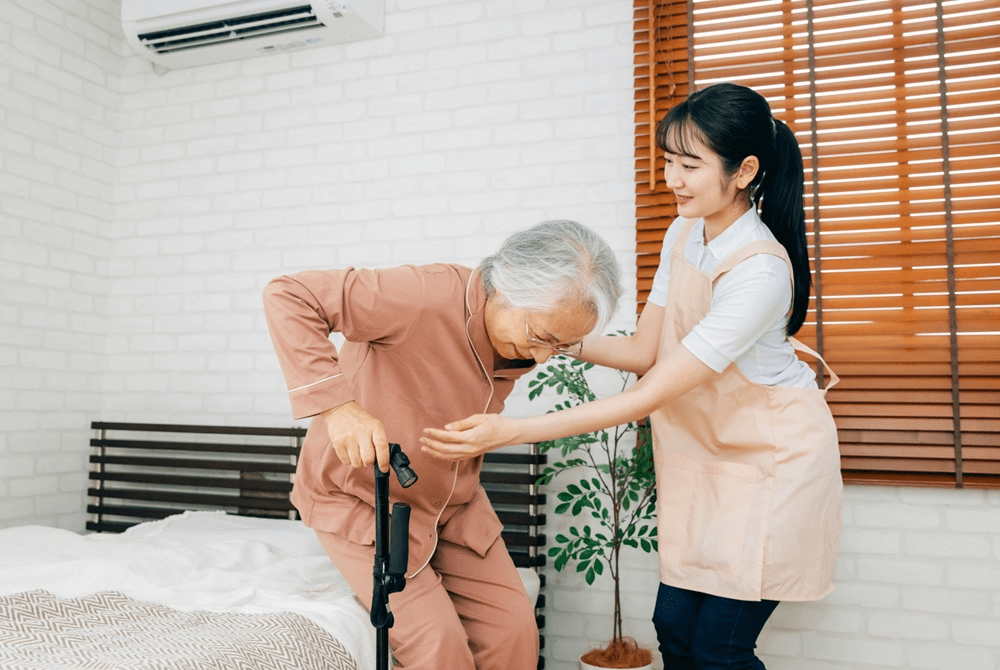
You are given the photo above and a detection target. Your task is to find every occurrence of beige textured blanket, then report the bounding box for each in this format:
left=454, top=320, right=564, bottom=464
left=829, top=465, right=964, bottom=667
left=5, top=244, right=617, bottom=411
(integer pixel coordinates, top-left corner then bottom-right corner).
left=0, top=590, right=359, bottom=670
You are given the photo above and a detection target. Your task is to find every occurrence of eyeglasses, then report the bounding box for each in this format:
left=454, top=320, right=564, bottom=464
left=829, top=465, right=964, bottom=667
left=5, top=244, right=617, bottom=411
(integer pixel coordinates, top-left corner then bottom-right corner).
left=524, top=317, right=582, bottom=357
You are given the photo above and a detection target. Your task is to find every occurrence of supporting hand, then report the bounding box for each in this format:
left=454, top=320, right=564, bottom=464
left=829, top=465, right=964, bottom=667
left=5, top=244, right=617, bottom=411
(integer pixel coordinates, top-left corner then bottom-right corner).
left=421, top=414, right=522, bottom=461
left=322, top=401, right=391, bottom=472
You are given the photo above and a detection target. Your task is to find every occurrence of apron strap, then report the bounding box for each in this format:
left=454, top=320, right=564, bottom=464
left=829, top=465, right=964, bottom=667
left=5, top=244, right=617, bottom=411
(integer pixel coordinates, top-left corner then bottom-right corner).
left=707, top=239, right=837, bottom=392
left=708, top=240, right=791, bottom=284
left=789, top=336, right=839, bottom=391
left=672, top=218, right=698, bottom=264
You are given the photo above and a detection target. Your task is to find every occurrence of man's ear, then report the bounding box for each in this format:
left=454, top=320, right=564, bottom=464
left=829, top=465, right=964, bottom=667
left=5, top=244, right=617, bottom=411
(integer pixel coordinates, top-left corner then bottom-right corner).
left=735, top=156, right=760, bottom=190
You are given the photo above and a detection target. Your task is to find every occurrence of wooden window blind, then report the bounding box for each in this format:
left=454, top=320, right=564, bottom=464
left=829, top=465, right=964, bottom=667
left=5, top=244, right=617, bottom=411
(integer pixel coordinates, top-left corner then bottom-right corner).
left=634, top=0, right=1000, bottom=488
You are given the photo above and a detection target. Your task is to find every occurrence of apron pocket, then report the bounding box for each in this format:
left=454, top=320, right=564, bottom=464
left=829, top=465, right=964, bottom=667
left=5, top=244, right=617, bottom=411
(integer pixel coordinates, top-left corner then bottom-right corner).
left=655, top=453, right=765, bottom=580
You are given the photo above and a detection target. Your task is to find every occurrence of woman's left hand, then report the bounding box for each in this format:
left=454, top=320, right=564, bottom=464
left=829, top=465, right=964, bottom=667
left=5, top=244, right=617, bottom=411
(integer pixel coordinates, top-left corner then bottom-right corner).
left=421, top=414, right=521, bottom=461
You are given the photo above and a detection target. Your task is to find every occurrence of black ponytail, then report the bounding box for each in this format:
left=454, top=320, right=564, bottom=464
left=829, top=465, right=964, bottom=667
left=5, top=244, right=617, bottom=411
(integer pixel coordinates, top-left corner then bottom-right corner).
left=656, top=83, right=811, bottom=336
left=756, top=120, right=811, bottom=335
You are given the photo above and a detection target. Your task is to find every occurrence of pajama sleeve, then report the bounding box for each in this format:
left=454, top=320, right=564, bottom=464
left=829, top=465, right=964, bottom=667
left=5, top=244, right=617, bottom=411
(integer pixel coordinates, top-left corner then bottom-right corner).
left=262, top=266, right=426, bottom=419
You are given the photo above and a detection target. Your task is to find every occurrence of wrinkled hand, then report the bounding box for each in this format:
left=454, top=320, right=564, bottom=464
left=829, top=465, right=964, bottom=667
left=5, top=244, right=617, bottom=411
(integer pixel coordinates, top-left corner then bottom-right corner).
left=421, top=414, right=521, bottom=461
left=322, top=401, right=391, bottom=472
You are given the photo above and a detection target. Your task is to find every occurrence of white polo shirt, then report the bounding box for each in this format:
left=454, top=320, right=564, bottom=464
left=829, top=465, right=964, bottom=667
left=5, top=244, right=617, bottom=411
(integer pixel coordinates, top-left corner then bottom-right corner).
left=647, top=208, right=817, bottom=389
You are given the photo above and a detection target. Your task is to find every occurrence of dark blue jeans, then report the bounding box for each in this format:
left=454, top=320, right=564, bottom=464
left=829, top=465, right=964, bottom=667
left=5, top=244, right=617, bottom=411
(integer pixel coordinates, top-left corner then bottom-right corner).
left=652, top=583, right=779, bottom=670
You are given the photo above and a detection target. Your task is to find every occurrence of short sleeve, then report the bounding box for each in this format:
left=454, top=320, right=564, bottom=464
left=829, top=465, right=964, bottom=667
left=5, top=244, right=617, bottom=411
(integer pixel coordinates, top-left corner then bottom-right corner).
left=646, top=218, right=688, bottom=307
left=680, top=253, right=792, bottom=372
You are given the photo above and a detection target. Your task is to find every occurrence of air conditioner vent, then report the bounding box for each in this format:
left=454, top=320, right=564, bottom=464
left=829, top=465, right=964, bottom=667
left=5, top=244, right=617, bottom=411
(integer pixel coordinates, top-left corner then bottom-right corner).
left=122, top=0, right=384, bottom=69
left=137, top=5, right=324, bottom=55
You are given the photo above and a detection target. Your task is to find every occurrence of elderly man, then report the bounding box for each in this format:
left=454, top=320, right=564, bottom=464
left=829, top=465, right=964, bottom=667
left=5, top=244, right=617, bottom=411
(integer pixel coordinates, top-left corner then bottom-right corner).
left=263, top=220, right=623, bottom=670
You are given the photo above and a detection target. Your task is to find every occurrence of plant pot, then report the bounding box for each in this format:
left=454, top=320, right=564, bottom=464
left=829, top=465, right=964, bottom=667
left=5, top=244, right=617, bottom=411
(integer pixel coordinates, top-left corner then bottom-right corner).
left=579, top=656, right=653, bottom=670
left=578, top=638, right=654, bottom=669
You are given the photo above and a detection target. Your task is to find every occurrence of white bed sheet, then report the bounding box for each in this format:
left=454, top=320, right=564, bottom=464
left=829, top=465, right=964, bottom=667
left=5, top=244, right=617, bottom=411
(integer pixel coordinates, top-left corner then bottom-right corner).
left=0, top=510, right=542, bottom=668
left=0, top=511, right=377, bottom=670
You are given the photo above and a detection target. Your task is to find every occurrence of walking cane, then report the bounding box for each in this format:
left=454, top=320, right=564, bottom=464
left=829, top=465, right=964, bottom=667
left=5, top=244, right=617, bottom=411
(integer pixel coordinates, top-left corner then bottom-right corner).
left=371, top=443, right=418, bottom=670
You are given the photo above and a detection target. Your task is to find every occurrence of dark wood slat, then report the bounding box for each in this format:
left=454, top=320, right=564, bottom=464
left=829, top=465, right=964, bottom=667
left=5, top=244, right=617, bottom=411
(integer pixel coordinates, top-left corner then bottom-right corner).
left=501, top=532, right=547, bottom=547
left=483, top=452, right=547, bottom=466
left=91, top=438, right=298, bottom=456
left=87, top=503, right=209, bottom=520
left=482, top=490, right=546, bottom=506
left=495, top=511, right=546, bottom=526
left=479, top=471, right=541, bottom=486
left=88, top=487, right=295, bottom=511
left=92, top=421, right=307, bottom=438
left=85, top=520, right=134, bottom=533
left=89, top=471, right=293, bottom=493
left=90, top=454, right=296, bottom=474
left=510, top=554, right=546, bottom=569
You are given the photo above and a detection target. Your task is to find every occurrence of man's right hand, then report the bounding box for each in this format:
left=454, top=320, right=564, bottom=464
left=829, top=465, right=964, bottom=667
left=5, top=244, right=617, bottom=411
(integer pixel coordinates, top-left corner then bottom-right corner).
left=321, top=402, right=391, bottom=473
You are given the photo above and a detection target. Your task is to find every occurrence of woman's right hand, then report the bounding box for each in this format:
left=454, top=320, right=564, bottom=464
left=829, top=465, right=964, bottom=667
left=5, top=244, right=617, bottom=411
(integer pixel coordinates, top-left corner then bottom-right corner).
left=321, top=402, right=391, bottom=472
left=421, top=414, right=522, bottom=461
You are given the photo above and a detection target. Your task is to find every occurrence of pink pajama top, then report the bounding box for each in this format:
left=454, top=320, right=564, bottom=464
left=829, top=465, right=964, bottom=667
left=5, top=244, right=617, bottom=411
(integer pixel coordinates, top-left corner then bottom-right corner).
left=262, top=264, right=536, bottom=572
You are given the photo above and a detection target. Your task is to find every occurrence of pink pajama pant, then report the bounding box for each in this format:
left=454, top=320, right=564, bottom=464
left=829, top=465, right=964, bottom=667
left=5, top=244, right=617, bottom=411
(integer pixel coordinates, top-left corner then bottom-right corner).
left=315, top=529, right=539, bottom=670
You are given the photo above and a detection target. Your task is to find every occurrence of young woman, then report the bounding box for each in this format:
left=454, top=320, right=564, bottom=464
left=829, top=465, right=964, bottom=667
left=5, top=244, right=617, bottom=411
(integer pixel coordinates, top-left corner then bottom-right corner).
left=422, top=83, right=843, bottom=670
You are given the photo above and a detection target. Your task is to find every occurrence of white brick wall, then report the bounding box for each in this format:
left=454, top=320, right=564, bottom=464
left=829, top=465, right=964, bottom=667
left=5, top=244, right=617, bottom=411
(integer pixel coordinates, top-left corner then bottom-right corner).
left=1, top=0, right=120, bottom=531
left=2, top=1, right=999, bottom=669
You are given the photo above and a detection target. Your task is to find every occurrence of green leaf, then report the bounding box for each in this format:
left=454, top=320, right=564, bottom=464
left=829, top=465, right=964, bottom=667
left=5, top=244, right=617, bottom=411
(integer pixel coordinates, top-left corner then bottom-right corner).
left=525, top=333, right=659, bottom=584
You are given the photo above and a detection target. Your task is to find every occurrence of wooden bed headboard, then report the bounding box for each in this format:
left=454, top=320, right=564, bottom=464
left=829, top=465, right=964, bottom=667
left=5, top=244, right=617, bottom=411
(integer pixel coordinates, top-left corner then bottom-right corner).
left=88, top=420, right=548, bottom=667
left=88, top=421, right=304, bottom=531
left=87, top=421, right=547, bottom=567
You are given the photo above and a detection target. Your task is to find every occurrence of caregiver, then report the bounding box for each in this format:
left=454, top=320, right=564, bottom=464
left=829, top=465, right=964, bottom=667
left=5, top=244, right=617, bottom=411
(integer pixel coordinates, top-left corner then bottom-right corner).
left=423, top=83, right=843, bottom=670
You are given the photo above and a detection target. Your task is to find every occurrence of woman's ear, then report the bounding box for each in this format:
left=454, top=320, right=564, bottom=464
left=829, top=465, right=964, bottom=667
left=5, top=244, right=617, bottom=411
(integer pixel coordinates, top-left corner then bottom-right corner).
left=735, top=156, right=760, bottom=190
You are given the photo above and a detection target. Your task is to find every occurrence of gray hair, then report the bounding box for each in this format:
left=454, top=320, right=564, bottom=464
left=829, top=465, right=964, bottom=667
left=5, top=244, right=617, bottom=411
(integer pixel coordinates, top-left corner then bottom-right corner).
left=478, top=220, right=624, bottom=331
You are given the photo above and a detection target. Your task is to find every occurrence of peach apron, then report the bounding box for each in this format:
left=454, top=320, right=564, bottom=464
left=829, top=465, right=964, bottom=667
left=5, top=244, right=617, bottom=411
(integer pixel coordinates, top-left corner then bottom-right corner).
left=650, top=219, right=843, bottom=602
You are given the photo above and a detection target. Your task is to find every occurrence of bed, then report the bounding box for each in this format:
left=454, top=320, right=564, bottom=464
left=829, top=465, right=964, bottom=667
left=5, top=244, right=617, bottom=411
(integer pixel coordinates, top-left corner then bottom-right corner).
left=0, top=422, right=547, bottom=670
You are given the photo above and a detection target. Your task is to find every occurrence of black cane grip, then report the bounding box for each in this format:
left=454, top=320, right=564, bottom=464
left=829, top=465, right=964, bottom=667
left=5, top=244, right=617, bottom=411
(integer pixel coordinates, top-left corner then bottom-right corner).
left=388, top=503, right=410, bottom=578
left=388, top=443, right=418, bottom=488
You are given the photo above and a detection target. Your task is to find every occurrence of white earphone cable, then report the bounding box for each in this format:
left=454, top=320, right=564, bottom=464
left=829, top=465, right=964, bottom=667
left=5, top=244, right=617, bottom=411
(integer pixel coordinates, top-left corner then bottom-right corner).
left=406, top=272, right=494, bottom=579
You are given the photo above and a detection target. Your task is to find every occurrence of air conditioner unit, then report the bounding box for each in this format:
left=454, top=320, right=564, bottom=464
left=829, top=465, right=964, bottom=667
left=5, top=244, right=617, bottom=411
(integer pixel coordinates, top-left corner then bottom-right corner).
left=122, top=0, right=384, bottom=70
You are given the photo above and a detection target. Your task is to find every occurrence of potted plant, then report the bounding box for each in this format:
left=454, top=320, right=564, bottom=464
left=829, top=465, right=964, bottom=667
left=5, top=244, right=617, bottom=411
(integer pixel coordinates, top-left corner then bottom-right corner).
left=528, top=342, right=657, bottom=670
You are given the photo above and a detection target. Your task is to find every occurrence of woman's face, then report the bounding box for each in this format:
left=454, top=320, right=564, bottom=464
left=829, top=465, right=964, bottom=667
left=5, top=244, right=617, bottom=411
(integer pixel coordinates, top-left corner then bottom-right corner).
left=662, top=127, right=756, bottom=236
left=483, top=295, right=596, bottom=363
